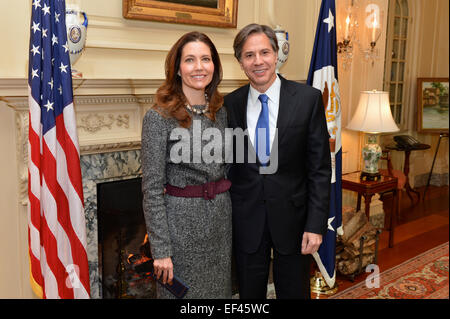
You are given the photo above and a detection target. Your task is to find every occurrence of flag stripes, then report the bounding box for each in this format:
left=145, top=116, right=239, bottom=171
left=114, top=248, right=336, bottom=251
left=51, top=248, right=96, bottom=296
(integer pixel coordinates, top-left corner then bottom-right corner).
left=28, top=0, right=90, bottom=299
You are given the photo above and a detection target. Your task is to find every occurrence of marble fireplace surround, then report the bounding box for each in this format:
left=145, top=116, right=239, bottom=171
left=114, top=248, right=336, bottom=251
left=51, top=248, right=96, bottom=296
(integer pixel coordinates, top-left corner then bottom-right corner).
left=82, top=149, right=141, bottom=298
left=4, top=78, right=245, bottom=298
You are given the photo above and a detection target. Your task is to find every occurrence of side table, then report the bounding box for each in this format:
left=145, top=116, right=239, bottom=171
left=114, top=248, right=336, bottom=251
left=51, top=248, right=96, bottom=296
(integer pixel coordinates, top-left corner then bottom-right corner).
left=342, top=171, right=398, bottom=248
left=385, top=143, right=430, bottom=203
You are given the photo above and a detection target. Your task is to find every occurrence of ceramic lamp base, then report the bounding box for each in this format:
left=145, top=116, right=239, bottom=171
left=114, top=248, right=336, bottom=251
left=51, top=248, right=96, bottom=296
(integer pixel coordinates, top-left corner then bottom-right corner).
left=360, top=171, right=381, bottom=182
left=361, top=133, right=382, bottom=181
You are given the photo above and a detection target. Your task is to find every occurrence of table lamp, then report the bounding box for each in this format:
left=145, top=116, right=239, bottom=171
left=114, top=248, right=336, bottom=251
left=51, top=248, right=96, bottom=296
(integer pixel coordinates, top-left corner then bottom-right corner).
left=347, top=90, right=399, bottom=181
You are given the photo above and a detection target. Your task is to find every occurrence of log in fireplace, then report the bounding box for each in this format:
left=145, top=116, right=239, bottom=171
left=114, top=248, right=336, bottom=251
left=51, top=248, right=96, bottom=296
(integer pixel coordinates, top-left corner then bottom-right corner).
left=97, top=177, right=156, bottom=298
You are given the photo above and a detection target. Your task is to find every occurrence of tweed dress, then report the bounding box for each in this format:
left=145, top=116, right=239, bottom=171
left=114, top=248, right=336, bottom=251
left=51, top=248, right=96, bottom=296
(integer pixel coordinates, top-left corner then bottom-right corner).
left=141, top=106, right=232, bottom=299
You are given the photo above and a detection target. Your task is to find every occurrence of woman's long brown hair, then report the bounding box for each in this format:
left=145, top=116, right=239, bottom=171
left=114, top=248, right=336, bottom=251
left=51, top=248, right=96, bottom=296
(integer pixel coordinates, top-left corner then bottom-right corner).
left=154, top=32, right=223, bottom=128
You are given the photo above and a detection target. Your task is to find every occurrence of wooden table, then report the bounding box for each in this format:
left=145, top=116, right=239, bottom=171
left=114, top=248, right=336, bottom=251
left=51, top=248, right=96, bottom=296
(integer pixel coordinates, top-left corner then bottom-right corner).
left=342, top=171, right=398, bottom=248
left=385, top=143, right=430, bottom=203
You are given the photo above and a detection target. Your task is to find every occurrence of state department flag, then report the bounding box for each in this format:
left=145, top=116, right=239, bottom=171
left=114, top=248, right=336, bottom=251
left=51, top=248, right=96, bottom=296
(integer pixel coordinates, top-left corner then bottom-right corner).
left=307, top=0, right=343, bottom=288
left=28, top=0, right=90, bottom=298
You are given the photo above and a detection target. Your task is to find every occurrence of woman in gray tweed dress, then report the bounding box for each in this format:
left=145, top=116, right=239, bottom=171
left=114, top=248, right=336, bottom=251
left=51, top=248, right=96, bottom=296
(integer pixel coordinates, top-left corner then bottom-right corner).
left=141, top=32, right=232, bottom=299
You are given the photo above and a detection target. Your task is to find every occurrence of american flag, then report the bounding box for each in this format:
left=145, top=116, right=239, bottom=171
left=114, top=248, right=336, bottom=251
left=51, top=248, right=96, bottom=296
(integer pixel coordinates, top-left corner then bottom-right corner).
left=28, top=0, right=90, bottom=298
left=307, top=0, right=343, bottom=288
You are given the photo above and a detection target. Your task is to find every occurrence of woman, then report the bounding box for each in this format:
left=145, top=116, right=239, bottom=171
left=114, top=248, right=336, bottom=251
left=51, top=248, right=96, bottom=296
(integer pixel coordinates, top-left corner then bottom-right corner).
left=141, top=32, right=232, bottom=299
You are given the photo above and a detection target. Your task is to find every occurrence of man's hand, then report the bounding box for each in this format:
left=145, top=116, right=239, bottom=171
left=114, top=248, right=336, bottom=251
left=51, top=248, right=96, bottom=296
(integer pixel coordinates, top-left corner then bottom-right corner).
left=301, top=232, right=322, bottom=255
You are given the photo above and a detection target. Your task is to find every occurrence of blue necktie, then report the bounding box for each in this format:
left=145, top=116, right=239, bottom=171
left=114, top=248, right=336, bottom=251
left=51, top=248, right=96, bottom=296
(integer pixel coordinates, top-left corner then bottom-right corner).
left=255, top=94, right=270, bottom=165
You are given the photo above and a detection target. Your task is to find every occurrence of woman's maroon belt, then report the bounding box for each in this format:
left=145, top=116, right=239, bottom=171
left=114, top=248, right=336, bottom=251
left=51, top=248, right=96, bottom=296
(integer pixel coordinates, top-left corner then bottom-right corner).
left=165, top=178, right=231, bottom=200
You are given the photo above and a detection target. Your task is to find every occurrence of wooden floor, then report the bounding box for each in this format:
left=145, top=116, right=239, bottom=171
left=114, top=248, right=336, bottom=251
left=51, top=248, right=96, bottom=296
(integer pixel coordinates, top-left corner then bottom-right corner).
left=321, top=184, right=449, bottom=297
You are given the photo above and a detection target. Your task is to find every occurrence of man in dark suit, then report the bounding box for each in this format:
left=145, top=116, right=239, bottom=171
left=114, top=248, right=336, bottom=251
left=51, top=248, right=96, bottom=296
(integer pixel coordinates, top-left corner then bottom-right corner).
left=224, top=24, right=331, bottom=299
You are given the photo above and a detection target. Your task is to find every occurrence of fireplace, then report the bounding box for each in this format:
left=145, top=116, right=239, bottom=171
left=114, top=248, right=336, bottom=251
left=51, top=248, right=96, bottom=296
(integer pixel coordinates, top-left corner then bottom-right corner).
left=97, top=177, right=156, bottom=299
left=81, top=149, right=144, bottom=299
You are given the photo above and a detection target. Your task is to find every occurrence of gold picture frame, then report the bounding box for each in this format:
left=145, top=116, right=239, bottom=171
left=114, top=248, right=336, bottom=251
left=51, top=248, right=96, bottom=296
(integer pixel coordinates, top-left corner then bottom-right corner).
left=417, top=78, right=449, bottom=133
left=123, top=0, right=238, bottom=28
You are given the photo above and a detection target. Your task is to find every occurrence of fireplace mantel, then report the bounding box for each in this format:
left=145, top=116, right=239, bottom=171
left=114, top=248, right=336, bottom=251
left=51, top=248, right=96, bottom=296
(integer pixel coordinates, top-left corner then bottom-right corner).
left=1, top=77, right=246, bottom=206
left=1, top=78, right=247, bottom=154
left=2, top=77, right=247, bottom=154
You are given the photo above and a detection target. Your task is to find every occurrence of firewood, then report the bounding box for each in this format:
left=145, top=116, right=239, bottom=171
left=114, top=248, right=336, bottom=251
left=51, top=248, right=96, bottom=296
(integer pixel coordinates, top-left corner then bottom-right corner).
left=337, top=250, right=351, bottom=260
left=350, top=238, right=376, bottom=251
left=340, top=210, right=368, bottom=242
left=350, top=232, right=376, bottom=250
left=344, top=222, right=376, bottom=246
left=337, top=254, right=376, bottom=275
left=336, top=206, right=382, bottom=277
left=342, top=206, right=356, bottom=225
left=344, top=242, right=376, bottom=257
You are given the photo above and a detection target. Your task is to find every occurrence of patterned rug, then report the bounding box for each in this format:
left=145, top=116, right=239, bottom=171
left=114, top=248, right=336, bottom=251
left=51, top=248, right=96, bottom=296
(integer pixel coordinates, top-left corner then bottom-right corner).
left=331, top=242, right=449, bottom=299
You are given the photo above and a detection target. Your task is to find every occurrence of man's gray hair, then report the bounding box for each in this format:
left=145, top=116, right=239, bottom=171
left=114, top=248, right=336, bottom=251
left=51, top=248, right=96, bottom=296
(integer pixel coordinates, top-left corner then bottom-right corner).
left=233, top=23, right=279, bottom=61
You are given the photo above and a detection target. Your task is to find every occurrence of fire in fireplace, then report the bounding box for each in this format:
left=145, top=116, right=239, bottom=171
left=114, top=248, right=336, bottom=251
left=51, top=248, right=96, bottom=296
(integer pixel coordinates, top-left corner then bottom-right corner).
left=97, top=177, right=156, bottom=298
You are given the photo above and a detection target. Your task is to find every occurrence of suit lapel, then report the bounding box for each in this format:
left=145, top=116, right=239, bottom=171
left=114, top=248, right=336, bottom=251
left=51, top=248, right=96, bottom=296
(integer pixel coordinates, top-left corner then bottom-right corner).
left=276, top=76, right=297, bottom=143
left=234, top=84, right=250, bottom=131
left=232, top=84, right=260, bottom=166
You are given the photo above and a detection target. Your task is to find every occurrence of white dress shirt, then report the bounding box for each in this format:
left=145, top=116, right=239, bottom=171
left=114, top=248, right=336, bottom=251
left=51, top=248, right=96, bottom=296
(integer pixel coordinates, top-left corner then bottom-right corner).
left=246, top=75, right=281, bottom=152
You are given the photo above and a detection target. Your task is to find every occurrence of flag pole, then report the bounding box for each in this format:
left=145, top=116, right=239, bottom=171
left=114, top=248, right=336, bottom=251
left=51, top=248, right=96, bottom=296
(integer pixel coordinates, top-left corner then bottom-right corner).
left=306, top=0, right=342, bottom=298
left=311, top=271, right=338, bottom=298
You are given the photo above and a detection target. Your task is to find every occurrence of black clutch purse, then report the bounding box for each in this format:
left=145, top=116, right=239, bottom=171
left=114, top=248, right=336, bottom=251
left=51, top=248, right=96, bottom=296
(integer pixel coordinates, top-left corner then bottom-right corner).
left=127, top=235, right=189, bottom=299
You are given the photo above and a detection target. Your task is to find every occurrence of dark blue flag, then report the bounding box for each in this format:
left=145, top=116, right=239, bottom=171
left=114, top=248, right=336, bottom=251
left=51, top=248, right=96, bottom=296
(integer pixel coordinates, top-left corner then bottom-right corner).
left=307, top=0, right=343, bottom=288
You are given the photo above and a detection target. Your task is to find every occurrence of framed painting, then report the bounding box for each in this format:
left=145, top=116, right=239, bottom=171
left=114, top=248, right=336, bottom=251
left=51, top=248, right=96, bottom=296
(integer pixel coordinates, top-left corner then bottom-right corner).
left=417, top=78, right=449, bottom=133
left=123, top=0, right=238, bottom=28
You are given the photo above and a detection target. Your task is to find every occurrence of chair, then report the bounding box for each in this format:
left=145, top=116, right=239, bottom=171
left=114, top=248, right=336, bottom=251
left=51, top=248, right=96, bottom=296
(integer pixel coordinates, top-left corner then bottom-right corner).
left=379, top=149, right=407, bottom=222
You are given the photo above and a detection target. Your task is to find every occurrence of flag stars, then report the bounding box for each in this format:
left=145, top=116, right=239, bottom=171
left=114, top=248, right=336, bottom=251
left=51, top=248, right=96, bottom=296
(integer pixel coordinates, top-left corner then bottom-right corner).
left=31, top=68, right=39, bottom=79
left=323, top=9, right=334, bottom=33
left=42, top=3, right=50, bottom=16
left=62, top=42, right=69, bottom=53
left=31, top=44, right=40, bottom=56
left=32, top=0, right=41, bottom=10
left=58, top=85, right=63, bottom=95
left=48, top=79, right=54, bottom=90
left=42, top=28, right=48, bottom=38
left=31, top=21, right=41, bottom=34
left=59, top=62, right=68, bottom=74
left=327, top=216, right=335, bottom=232
left=55, top=12, right=60, bottom=23
left=44, top=100, right=54, bottom=112
left=52, top=34, right=58, bottom=46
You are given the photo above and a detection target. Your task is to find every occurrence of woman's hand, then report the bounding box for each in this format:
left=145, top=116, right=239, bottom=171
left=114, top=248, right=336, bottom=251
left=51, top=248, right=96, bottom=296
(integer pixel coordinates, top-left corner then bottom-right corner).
left=153, top=257, right=173, bottom=285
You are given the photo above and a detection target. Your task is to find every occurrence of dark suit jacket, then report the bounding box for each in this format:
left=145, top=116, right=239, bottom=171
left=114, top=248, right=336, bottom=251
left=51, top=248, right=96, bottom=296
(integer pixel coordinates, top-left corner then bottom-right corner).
left=224, top=75, right=331, bottom=255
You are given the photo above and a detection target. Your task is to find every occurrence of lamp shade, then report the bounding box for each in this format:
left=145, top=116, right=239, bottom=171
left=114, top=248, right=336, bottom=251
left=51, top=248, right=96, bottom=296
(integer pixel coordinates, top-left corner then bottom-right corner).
left=346, top=90, right=400, bottom=133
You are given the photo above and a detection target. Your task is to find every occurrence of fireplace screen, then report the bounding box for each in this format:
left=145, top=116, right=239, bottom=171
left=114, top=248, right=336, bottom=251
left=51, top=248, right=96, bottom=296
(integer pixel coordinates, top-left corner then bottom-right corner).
left=97, top=177, right=156, bottom=298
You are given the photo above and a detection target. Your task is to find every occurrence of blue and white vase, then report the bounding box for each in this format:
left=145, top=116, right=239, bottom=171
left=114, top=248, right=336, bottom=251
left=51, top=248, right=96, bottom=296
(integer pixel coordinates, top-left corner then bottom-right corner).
left=362, top=134, right=381, bottom=174
left=274, top=27, right=289, bottom=73
left=65, top=5, right=88, bottom=78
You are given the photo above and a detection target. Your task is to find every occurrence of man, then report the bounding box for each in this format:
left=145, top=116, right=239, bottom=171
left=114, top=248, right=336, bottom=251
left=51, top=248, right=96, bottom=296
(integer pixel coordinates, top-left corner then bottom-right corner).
left=224, top=24, right=331, bottom=299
